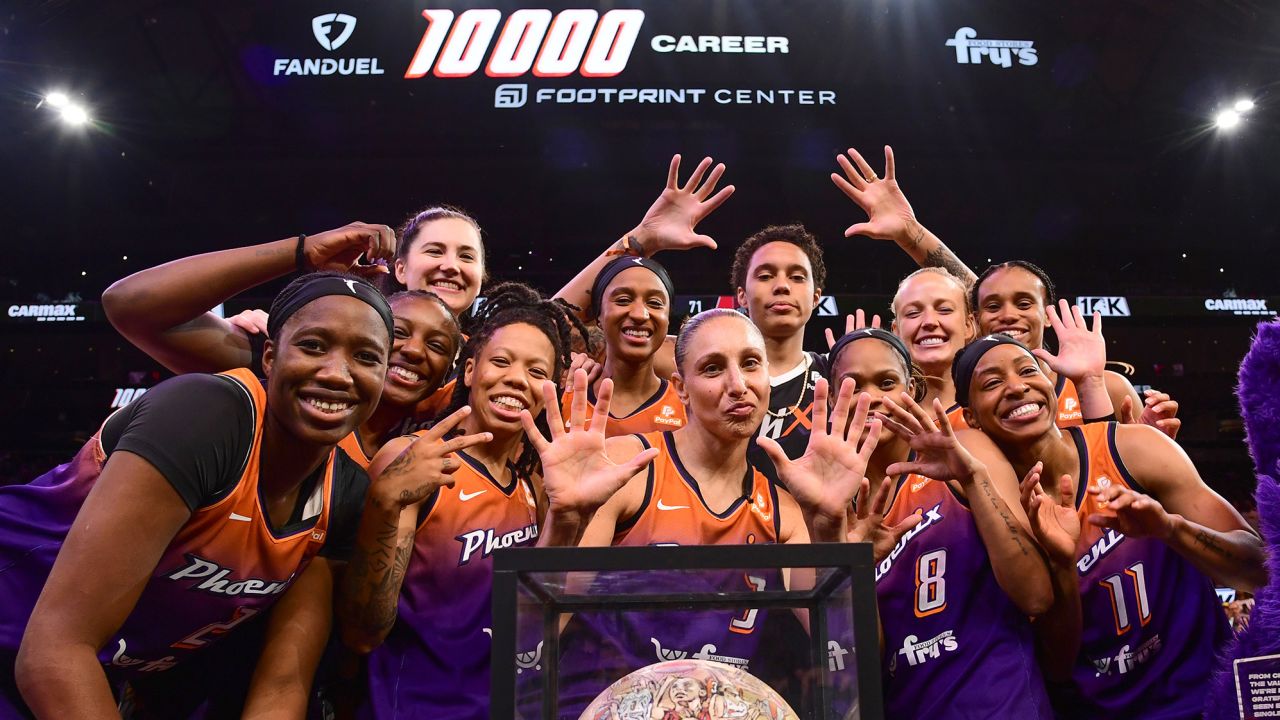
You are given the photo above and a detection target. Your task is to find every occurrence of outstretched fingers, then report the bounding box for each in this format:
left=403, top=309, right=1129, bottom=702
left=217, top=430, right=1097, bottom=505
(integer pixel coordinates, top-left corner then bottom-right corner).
left=589, top=378, right=615, bottom=435
left=421, top=405, right=472, bottom=443
left=884, top=145, right=897, bottom=181
left=520, top=409, right=551, bottom=455
left=681, top=156, right=713, bottom=193
left=810, top=378, right=831, bottom=439
left=666, top=154, right=681, bottom=190
left=694, top=163, right=726, bottom=201
left=827, top=379, right=856, bottom=440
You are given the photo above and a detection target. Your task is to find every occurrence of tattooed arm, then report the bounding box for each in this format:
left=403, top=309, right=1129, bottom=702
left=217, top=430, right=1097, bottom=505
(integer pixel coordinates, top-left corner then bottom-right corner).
left=1094, top=423, right=1265, bottom=591
left=830, top=145, right=977, bottom=285
left=337, top=408, right=493, bottom=653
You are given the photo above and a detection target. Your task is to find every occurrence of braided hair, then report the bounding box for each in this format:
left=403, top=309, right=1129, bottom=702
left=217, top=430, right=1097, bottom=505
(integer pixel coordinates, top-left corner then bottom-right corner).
left=970, top=260, right=1056, bottom=311
left=439, top=282, right=588, bottom=480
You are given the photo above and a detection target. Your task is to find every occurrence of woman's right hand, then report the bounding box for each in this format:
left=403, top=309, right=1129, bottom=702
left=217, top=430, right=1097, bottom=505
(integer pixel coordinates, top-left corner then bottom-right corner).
left=303, top=222, right=397, bottom=276
left=370, top=406, right=492, bottom=509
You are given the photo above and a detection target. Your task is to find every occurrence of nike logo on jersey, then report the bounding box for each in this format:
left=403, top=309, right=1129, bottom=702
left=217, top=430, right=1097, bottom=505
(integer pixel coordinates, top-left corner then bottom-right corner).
left=656, top=499, right=690, bottom=511
left=228, top=512, right=252, bottom=522
left=458, top=489, right=487, bottom=502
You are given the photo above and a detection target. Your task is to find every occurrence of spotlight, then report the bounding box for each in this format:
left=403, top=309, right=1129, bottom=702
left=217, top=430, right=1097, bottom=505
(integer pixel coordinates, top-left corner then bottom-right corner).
left=1234, top=98, right=1255, bottom=113
left=44, top=92, right=70, bottom=108
left=60, top=105, right=90, bottom=126
left=1215, top=109, right=1241, bottom=130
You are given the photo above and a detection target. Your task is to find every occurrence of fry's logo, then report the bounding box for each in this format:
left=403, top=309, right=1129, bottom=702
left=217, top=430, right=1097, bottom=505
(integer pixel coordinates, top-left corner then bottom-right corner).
left=405, top=8, right=645, bottom=79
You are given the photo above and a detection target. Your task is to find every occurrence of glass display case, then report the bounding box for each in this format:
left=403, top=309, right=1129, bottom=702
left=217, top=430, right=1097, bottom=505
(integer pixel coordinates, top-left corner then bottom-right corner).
left=490, top=543, right=882, bottom=720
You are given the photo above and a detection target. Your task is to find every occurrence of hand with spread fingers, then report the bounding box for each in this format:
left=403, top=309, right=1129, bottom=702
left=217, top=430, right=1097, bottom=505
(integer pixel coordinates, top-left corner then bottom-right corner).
left=757, top=378, right=881, bottom=540
left=522, top=369, right=660, bottom=516
left=371, top=406, right=493, bottom=509
left=847, top=477, right=923, bottom=562
left=1019, top=462, right=1081, bottom=566
left=824, top=308, right=882, bottom=350
left=1087, top=484, right=1176, bottom=540
left=629, top=154, right=736, bottom=254
left=1121, top=389, right=1181, bottom=440
left=882, top=393, right=986, bottom=485
left=830, top=145, right=918, bottom=243
left=1031, top=299, right=1107, bottom=384
left=566, top=352, right=604, bottom=390
left=303, top=221, right=397, bottom=277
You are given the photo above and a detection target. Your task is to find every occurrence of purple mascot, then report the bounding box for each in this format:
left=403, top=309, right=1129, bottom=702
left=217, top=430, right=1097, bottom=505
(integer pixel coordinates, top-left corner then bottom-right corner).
left=1207, top=318, right=1280, bottom=719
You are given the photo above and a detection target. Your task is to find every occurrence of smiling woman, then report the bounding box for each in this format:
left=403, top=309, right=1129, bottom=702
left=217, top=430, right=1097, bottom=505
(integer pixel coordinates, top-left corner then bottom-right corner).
left=1, top=272, right=392, bottom=718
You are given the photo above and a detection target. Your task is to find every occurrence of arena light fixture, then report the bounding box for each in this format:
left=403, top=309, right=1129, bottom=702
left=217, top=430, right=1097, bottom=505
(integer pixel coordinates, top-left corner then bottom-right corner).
left=1215, top=109, right=1242, bottom=130
left=41, top=90, right=92, bottom=128
left=1234, top=98, right=1255, bottom=113
left=60, top=105, right=91, bottom=126
left=43, top=91, right=70, bottom=108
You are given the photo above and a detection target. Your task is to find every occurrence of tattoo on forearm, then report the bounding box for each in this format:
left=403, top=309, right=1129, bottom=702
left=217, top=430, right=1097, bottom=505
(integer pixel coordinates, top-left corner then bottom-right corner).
left=907, top=224, right=925, bottom=249
left=923, top=246, right=977, bottom=285
left=1193, top=529, right=1235, bottom=562
left=979, top=477, right=1030, bottom=556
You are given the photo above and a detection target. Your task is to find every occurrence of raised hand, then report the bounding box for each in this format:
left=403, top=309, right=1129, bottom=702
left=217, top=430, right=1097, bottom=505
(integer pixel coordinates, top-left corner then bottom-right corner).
left=824, top=308, right=882, bottom=350
left=882, top=394, right=985, bottom=484
left=757, top=379, right=881, bottom=530
left=303, top=221, right=397, bottom=277
left=1121, top=390, right=1181, bottom=440
left=227, top=308, right=269, bottom=336
left=1031, top=299, right=1106, bottom=382
left=847, top=477, right=922, bottom=562
left=630, top=154, right=735, bottom=254
left=565, top=352, right=603, bottom=392
left=371, top=406, right=493, bottom=508
left=521, top=369, right=659, bottom=515
left=1019, top=462, right=1081, bottom=566
left=1087, top=484, right=1176, bottom=539
left=830, top=145, right=918, bottom=242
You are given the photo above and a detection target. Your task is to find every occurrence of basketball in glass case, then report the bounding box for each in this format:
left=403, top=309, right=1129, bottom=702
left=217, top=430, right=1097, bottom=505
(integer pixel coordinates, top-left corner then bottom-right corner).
left=577, top=658, right=799, bottom=720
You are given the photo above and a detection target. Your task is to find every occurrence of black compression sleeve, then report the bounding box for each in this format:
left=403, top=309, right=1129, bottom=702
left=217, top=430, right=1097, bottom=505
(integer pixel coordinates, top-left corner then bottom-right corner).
left=101, top=374, right=256, bottom=510
left=318, top=452, right=370, bottom=560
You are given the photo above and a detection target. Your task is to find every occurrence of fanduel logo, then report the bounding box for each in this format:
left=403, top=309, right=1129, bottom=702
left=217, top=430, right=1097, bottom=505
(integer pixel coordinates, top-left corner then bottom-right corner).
left=1076, top=296, right=1131, bottom=317
left=312, top=13, right=356, bottom=50
left=274, top=14, right=384, bottom=76
left=946, top=27, right=1038, bottom=67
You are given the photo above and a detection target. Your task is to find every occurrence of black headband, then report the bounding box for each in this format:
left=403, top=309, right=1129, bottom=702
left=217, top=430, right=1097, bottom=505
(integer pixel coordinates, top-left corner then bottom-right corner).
left=589, top=256, right=676, bottom=319
left=268, top=274, right=395, bottom=341
left=951, top=334, right=1037, bottom=407
left=828, top=327, right=913, bottom=379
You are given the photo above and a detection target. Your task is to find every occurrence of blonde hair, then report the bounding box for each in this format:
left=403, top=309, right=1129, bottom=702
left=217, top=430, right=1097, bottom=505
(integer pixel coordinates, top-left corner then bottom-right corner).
left=890, top=267, right=973, bottom=319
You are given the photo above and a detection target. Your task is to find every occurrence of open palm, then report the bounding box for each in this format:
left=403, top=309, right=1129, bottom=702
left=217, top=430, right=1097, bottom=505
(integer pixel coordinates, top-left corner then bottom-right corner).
left=759, top=379, right=880, bottom=520
left=1019, top=463, right=1081, bottom=566
left=882, top=394, right=984, bottom=484
left=632, top=154, right=735, bottom=253
left=522, top=370, right=658, bottom=515
left=830, top=145, right=918, bottom=241
left=1032, top=299, right=1106, bottom=382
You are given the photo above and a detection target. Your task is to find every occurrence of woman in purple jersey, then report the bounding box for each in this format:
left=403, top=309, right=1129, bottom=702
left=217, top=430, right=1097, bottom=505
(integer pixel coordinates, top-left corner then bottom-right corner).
left=953, top=333, right=1265, bottom=718
left=825, top=326, right=1056, bottom=719
left=2, top=273, right=395, bottom=718
left=338, top=283, right=662, bottom=720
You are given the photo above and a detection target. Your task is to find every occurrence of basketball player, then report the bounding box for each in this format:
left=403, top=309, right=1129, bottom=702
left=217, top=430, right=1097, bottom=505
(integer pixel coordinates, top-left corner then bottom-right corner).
left=102, top=222, right=462, bottom=467
left=555, top=309, right=896, bottom=718
left=833, top=145, right=1176, bottom=435
left=385, top=206, right=489, bottom=419
left=953, top=334, right=1265, bottom=718
left=338, top=283, right=659, bottom=720
left=886, top=268, right=977, bottom=429
left=559, top=256, right=687, bottom=435
left=826, top=327, right=1055, bottom=718
left=2, top=273, right=392, bottom=717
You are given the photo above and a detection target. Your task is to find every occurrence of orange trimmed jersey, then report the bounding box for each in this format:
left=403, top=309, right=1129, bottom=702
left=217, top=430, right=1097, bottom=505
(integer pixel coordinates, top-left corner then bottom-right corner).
left=1065, top=422, right=1227, bottom=718
left=945, top=403, right=969, bottom=431
left=365, top=442, right=539, bottom=718
left=557, top=431, right=784, bottom=717
left=338, top=431, right=373, bottom=469
left=0, top=367, right=336, bottom=681
left=875, top=470, right=1050, bottom=718
left=560, top=378, right=686, bottom=437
